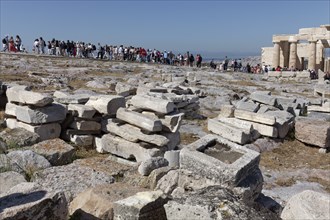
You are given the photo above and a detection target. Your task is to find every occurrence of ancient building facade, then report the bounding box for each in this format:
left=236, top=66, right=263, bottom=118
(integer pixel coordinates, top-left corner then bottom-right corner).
left=261, top=25, right=330, bottom=72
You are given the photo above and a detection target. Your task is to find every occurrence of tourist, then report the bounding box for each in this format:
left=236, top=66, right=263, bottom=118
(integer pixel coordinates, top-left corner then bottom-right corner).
left=189, top=54, right=195, bottom=67
left=309, top=69, right=317, bottom=80
left=246, top=63, right=251, bottom=73
left=224, top=56, right=229, bottom=71
left=39, top=37, right=45, bottom=54
left=196, top=54, right=202, bottom=68
left=2, top=35, right=9, bottom=52
left=275, top=66, right=281, bottom=71
left=210, top=59, right=217, bottom=69
left=9, top=36, right=16, bottom=52
left=15, top=35, right=21, bottom=52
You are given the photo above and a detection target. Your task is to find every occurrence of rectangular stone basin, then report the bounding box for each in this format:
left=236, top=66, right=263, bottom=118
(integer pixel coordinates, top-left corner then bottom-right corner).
left=201, top=140, right=243, bottom=164
left=180, top=134, right=260, bottom=186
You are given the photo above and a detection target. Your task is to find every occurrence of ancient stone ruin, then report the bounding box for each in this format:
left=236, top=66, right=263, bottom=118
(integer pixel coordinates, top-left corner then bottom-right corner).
left=0, top=52, right=329, bottom=220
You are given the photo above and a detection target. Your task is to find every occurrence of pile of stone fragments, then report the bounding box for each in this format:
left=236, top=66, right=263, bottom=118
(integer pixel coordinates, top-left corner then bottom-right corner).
left=0, top=78, right=329, bottom=220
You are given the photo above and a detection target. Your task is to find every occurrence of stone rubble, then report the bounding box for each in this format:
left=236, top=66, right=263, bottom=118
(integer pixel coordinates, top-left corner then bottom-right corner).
left=1, top=53, right=329, bottom=220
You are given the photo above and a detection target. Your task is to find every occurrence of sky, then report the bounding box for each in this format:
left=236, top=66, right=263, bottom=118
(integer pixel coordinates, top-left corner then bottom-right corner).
left=1, top=0, right=329, bottom=58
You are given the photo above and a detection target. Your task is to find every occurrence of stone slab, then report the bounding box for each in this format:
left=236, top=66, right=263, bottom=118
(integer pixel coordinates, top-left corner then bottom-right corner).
left=130, top=95, right=176, bottom=114
left=6, top=118, right=61, bottom=141
left=103, top=119, right=169, bottom=147
left=85, top=95, right=125, bottom=115
left=207, top=118, right=252, bottom=145
left=68, top=104, right=96, bottom=118
left=96, top=134, right=162, bottom=162
left=69, top=120, right=101, bottom=131
left=15, top=103, right=67, bottom=124
left=295, top=117, right=330, bottom=148
left=7, top=86, right=53, bottom=107
left=113, top=191, right=167, bottom=220
left=234, top=109, right=276, bottom=125
left=250, top=91, right=276, bottom=106
left=70, top=135, right=93, bottom=146
left=116, top=108, right=163, bottom=132
left=31, top=138, right=75, bottom=166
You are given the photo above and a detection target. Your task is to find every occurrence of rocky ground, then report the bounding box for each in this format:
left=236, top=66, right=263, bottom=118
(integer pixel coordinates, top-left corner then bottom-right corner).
left=0, top=52, right=329, bottom=219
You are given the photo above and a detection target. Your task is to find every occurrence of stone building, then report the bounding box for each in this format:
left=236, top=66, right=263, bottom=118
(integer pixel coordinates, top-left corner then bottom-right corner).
left=261, top=25, right=330, bottom=72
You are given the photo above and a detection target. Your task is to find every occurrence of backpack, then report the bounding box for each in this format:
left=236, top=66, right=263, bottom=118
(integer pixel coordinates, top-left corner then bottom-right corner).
left=2, top=38, right=6, bottom=44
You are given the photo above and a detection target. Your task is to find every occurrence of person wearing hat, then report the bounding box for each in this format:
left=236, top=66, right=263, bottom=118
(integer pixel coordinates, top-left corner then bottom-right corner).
left=2, top=35, right=9, bottom=52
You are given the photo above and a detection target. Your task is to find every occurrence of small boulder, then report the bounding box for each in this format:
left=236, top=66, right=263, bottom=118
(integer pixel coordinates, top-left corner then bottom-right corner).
left=138, top=157, right=169, bottom=176
left=281, top=190, right=330, bottom=220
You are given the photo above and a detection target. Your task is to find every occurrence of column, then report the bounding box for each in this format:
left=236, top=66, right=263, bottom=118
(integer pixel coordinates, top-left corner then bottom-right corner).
left=308, top=40, right=317, bottom=70
left=272, top=41, right=280, bottom=68
left=289, top=41, right=297, bottom=69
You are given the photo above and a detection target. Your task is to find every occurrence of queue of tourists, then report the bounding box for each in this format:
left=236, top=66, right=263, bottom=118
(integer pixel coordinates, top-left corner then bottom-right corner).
left=2, top=35, right=204, bottom=68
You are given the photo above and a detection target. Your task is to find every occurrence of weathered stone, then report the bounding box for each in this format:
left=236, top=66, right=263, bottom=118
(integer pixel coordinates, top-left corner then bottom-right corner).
left=6, top=150, right=51, bottom=175
left=0, top=127, right=39, bottom=148
left=115, top=82, right=137, bottom=97
left=113, top=191, right=168, bottom=220
left=281, top=190, right=330, bottom=220
left=0, top=182, right=68, bottom=220
left=68, top=103, right=96, bottom=118
left=307, top=112, right=330, bottom=121
left=236, top=100, right=260, bottom=112
left=250, top=91, right=276, bottom=106
left=31, top=138, right=75, bottom=166
left=136, top=86, right=168, bottom=95
left=116, top=108, right=163, bottom=132
left=130, top=95, right=176, bottom=114
left=208, top=118, right=252, bottom=144
left=103, top=120, right=169, bottom=147
left=147, top=166, right=174, bottom=190
left=161, top=131, right=180, bottom=150
left=156, top=170, right=179, bottom=195
left=295, top=117, right=330, bottom=148
left=54, top=93, right=90, bottom=104
left=33, top=163, right=114, bottom=202
left=234, top=109, right=276, bottom=125
left=96, top=134, right=162, bottom=162
left=233, top=168, right=264, bottom=205
left=6, top=85, right=53, bottom=107
left=181, top=134, right=260, bottom=187
left=308, top=105, right=330, bottom=113
left=264, top=110, right=294, bottom=138
left=69, top=120, right=101, bottom=131
left=0, top=171, right=27, bottom=194
left=5, top=118, right=61, bottom=141
left=164, top=150, right=180, bottom=167
left=85, top=95, right=125, bottom=115
left=138, top=157, right=169, bottom=176
left=70, top=135, right=93, bottom=146
left=4, top=102, right=17, bottom=116
left=69, top=183, right=146, bottom=220
left=160, top=112, right=184, bottom=133
left=218, top=104, right=235, bottom=118
left=217, top=117, right=260, bottom=140
left=15, top=103, right=67, bottom=124
left=249, top=121, right=278, bottom=138
left=164, top=186, right=279, bottom=220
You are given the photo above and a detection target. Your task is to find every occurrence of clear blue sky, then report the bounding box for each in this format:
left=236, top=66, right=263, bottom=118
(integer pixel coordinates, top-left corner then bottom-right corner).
left=1, top=0, right=329, bottom=58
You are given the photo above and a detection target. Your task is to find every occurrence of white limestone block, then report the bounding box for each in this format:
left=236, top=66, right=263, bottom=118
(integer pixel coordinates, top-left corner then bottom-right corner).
left=116, top=108, right=163, bottom=132
left=7, top=86, right=53, bottom=107
left=68, top=104, right=96, bottom=118
left=15, top=103, right=67, bottom=124
left=130, top=95, right=176, bottom=114
left=85, top=95, right=125, bottom=115
left=207, top=118, right=251, bottom=145
left=234, top=109, right=276, bottom=125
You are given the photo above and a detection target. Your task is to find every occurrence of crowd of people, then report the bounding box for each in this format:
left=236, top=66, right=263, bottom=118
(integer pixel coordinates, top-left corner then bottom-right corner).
left=2, top=35, right=204, bottom=68
left=1, top=35, right=25, bottom=52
